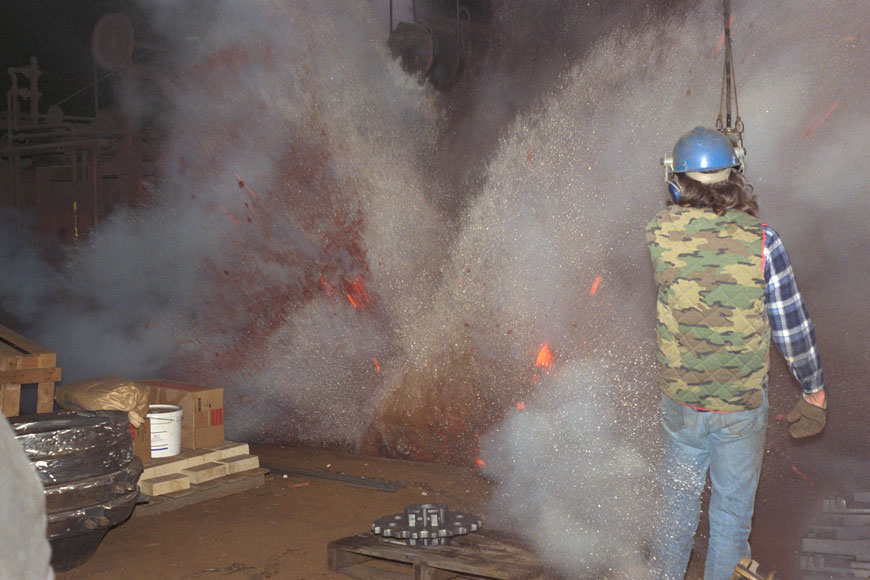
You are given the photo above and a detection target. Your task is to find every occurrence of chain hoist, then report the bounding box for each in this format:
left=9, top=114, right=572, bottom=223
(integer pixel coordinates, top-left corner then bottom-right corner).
left=715, top=0, right=745, bottom=156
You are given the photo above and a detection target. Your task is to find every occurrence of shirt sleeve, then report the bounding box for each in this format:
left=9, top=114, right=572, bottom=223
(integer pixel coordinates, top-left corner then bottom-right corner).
left=763, top=224, right=824, bottom=394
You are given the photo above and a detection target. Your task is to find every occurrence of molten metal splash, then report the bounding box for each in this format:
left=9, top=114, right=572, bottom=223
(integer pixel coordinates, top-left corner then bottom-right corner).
left=535, top=344, right=555, bottom=367
left=589, top=275, right=602, bottom=296
left=346, top=276, right=370, bottom=309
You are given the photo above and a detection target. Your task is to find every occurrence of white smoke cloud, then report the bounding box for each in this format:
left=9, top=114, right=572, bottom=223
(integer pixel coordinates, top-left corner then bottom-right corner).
left=480, top=360, right=656, bottom=578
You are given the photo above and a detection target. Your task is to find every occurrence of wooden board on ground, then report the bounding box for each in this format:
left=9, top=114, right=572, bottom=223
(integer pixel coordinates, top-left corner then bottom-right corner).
left=134, top=468, right=268, bottom=517
left=328, top=528, right=545, bottom=580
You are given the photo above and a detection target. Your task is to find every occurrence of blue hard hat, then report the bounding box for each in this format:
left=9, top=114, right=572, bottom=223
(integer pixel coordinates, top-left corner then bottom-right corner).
left=672, top=126, right=740, bottom=173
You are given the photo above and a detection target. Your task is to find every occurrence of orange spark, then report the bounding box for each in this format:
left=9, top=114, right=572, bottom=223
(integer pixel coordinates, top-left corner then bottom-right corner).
left=802, top=100, right=839, bottom=138
left=535, top=344, right=555, bottom=367
left=714, top=12, right=736, bottom=57
left=474, top=458, right=486, bottom=469
left=372, top=357, right=380, bottom=372
left=346, top=276, right=370, bottom=309
left=218, top=204, right=240, bottom=226
left=516, top=401, right=525, bottom=411
left=589, top=275, right=602, bottom=296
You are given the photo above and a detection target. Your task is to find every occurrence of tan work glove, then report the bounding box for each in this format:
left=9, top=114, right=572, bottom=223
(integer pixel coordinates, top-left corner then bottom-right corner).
left=786, top=397, right=826, bottom=439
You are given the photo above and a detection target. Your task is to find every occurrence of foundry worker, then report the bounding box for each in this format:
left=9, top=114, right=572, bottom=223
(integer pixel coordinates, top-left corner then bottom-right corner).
left=645, top=127, right=827, bottom=580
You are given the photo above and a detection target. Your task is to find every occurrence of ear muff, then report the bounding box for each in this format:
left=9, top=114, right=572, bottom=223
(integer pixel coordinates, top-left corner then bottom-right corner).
left=667, top=178, right=682, bottom=202
left=661, top=155, right=681, bottom=202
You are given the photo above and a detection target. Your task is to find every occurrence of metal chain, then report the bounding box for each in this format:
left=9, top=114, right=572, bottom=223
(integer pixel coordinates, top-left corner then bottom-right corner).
left=716, top=0, right=744, bottom=149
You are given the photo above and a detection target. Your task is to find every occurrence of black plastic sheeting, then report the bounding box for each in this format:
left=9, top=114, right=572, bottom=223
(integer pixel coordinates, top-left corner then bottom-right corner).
left=11, top=409, right=143, bottom=572
left=11, top=410, right=133, bottom=486
left=43, top=457, right=143, bottom=514
left=46, top=488, right=140, bottom=538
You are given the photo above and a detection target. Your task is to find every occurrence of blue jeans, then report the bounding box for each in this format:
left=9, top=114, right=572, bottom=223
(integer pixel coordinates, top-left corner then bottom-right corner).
left=650, top=391, right=768, bottom=580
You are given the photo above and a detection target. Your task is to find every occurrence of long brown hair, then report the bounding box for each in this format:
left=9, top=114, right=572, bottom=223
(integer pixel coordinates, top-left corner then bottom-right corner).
left=672, top=171, right=759, bottom=217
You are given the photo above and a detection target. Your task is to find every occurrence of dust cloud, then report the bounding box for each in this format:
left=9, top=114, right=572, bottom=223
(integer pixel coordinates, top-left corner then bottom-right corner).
left=2, top=1, right=869, bottom=575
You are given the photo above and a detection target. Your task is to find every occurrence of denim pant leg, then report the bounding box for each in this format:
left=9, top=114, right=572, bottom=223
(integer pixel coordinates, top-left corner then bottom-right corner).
left=703, top=392, right=768, bottom=580
left=651, top=394, right=710, bottom=580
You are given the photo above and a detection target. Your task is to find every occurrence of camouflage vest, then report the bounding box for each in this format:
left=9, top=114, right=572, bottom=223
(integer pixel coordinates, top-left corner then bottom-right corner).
left=646, top=206, right=770, bottom=412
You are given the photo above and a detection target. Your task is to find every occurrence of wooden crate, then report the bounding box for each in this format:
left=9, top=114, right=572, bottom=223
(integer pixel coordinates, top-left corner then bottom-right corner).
left=0, top=325, right=61, bottom=417
left=328, top=528, right=546, bottom=580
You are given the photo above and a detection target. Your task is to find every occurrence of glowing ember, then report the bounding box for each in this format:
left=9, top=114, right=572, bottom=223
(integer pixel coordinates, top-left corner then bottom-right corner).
left=346, top=276, right=370, bottom=309
left=373, top=357, right=380, bottom=372
left=516, top=401, right=525, bottom=411
left=535, top=344, right=555, bottom=367
left=589, top=275, right=602, bottom=296
left=474, top=458, right=486, bottom=468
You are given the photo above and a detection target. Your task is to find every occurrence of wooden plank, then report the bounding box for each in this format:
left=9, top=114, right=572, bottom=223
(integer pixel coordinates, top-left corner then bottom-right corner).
left=217, top=454, right=260, bottom=474
left=0, top=342, right=23, bottom=370
left=1, top=384, right=21, bottom=417
left=327, top=547, right=440, bottom=580
left=328, top=530, right=544, bottom=580
left=337, top=562, right=416, bottom=580
left=0, top=324, right=56, bottom=355
left=803, top=537, right=870, bottom=558
left=808, top=526, right=870, bottom=540
left=133, top=471, right=265, bottom=517
left=139, top=473, right=191, bottom=496
left=0, top=325, right=57, bottom=368
left=0, top=367, right=61, bottom=384
left=180, top=461, right=228, bottom=484
left=36, top=382, right=55, bottom=413
left=328, top=545, right=373, bottom=573
left=414, top=562, right=454, bottom=580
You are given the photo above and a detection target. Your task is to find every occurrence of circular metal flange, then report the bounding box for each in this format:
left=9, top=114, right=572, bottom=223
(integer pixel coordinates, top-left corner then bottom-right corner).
left=372, top=503, right=482, bottom=547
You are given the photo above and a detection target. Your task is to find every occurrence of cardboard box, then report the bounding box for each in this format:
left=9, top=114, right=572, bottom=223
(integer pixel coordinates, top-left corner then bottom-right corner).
left=131, top=420, right=151, bottom=463
left=142, top=379, right=224, bottom=449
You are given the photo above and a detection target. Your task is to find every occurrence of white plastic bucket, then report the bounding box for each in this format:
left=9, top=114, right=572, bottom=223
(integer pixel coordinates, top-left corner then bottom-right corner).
left=147, top=404, right=183, bottom=458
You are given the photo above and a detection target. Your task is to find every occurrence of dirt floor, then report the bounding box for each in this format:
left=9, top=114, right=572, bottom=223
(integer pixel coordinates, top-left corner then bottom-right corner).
left=51, top=438, right=831, bottom=580
left=53, top=444, right=497, bottom=580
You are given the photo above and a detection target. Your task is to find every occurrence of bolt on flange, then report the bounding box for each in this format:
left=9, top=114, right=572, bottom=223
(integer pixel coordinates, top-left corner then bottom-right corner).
left=371, top=503, right=482, bottom=547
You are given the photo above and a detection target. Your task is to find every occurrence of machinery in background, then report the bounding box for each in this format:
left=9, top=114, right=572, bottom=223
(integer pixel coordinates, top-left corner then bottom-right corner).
left=1, top=12, right=163, bottom=240
left=387, top=0, right=471, bottom=91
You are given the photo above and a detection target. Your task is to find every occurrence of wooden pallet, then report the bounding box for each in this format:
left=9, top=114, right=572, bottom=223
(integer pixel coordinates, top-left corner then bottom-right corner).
left=802, top=494, right=870, bottom=578
left=0, top=325, right=61, bottom=417
left=328, top=528, right=545, bottom=580
left=133, top=467, right=269, bottom=517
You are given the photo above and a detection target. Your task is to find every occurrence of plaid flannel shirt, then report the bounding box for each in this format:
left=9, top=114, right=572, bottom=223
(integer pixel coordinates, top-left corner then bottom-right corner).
left=763, top=224, right=824, bottom=394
